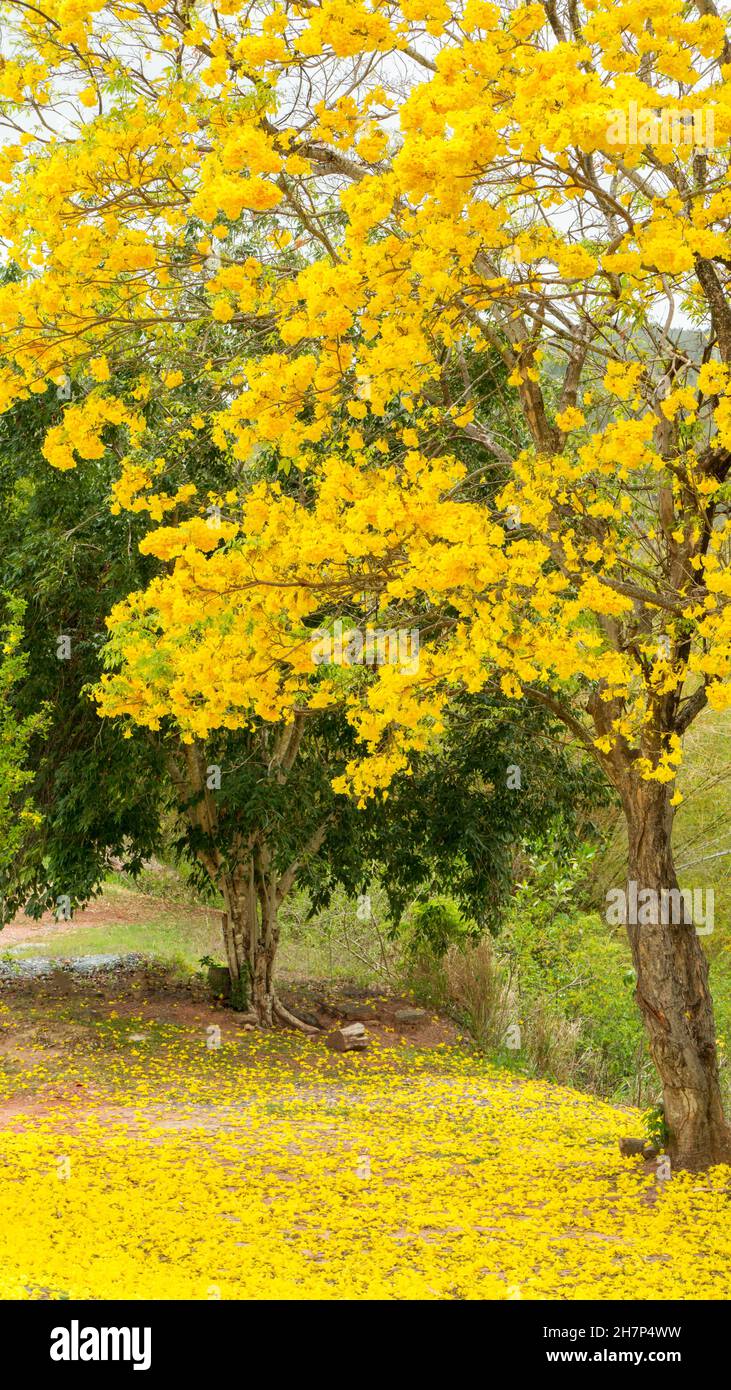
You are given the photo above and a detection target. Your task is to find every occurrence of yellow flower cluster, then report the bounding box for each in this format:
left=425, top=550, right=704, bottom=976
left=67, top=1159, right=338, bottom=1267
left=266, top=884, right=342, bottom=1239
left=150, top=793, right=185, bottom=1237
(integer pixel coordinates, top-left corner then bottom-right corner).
left=0, top=0, right=729, bottom=788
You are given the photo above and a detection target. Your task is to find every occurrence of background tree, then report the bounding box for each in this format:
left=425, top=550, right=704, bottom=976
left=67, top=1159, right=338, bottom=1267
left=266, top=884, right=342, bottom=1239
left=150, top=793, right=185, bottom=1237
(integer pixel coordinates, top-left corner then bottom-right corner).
left=0, top=373, right=601, bottom=1025
left=0, top=387, right=166, bottom=919
left=0, top=595, right=47, bottom=887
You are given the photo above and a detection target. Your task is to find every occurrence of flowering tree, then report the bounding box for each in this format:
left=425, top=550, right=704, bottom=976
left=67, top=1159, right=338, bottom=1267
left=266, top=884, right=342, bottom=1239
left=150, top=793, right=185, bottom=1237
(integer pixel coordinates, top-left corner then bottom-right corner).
left=0, top=379, right=593, bottom=1027
left=2, top=0, right=731, bottom=1164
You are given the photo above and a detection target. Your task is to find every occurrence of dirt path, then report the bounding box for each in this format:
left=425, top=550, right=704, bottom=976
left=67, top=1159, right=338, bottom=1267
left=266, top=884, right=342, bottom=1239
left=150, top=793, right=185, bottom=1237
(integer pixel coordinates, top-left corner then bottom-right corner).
left=1, top=887, right=186, bottom=947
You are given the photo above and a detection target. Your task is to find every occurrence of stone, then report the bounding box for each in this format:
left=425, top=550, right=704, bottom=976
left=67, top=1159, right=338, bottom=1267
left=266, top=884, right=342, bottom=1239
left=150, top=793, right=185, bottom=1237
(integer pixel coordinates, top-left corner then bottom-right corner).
left=315, top=996, right=340, bottom=1016
left=339, top=1001, right=376, bottom=1021
left=325, top=1022, right=368, bottom=1052
left=394, top=1007, right=427, bottom=1024
left=619, top=1136, right=659, bottom=1160
left=296, top=1009, right=322, bottom=1029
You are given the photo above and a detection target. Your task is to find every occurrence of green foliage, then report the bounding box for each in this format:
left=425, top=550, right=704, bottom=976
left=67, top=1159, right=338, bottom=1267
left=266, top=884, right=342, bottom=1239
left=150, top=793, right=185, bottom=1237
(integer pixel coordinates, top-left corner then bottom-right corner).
left=336, top=691, right=610, bottom=933
left=0, top=594, right=49, bottom=891
left=405, top=897, right=477, bottom=960
left=0, top=391, right=165, bottom=919
left=397, top=838, right=655, bottom=1102
left=501, top=841, right=648, bottom=1098
left=229, top=974, right=249, bottom=1012
left=643, top=1104, right=669, bottom=1150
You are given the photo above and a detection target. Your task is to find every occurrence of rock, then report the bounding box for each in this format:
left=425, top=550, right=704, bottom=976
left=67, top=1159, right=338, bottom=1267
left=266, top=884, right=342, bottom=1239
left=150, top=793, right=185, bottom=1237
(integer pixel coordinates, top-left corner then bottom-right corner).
left=619, top=1136, right=659, bottom=1160
left=315, top=996, right=341, bottom=1016
left=340, top=1001, right=376, bottom=1021
left=295, top=1009, right=321, bottom=1030
left=325, top=1022, right=368, bottom=1052
left=394, top=1007, right=427, bottom=1024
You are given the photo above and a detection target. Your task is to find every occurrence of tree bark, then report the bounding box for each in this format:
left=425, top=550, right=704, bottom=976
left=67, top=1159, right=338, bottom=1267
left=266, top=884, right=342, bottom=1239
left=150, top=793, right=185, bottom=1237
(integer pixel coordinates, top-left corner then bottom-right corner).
left=221, top=863, right=316, bottom=1033
left=220, top=870, right=271, bottom=1020
left=621, top=779, right=731, bottom=1171
left=171, top=736, right=321, bottom=1033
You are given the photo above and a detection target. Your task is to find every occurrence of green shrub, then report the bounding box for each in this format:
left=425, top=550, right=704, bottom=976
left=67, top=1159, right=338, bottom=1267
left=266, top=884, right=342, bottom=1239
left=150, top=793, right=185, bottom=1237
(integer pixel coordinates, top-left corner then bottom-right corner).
left=405, top=897, right=478, bottom=960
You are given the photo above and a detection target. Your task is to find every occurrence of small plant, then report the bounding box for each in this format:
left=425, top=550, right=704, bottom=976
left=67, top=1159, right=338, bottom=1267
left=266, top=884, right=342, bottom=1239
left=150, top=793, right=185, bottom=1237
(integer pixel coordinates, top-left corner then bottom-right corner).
left=406, top=898, right=478, bottom=961
left=643, top=1103, right=669, bottom=1151
left=230, top=973, right=249, bottom=1012
left=443, top=938, right=514, bottom=1052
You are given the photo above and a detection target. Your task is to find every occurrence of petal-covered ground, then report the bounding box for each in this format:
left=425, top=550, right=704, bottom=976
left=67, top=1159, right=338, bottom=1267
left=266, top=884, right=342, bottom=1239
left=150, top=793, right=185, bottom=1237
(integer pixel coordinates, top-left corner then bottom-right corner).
left=0, top=970, right=730, bottom=1301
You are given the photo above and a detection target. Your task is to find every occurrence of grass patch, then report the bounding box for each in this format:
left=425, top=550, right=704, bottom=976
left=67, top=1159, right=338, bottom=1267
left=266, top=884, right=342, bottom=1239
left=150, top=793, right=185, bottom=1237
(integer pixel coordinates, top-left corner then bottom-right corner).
left=6, top=909, right=221, bottom=968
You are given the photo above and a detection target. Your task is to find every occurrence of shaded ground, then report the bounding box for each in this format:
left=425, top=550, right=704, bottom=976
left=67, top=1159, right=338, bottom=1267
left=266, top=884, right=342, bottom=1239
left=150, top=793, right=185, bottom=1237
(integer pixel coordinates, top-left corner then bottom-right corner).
left=0, top=959, right=460, bottom=1088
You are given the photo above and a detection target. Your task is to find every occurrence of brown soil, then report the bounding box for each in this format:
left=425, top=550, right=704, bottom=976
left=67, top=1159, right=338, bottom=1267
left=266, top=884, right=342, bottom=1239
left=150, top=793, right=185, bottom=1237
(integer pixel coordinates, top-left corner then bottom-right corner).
left=0, top=894, right=462, bottom=1136
left=1, top=888, right=190, bottom=945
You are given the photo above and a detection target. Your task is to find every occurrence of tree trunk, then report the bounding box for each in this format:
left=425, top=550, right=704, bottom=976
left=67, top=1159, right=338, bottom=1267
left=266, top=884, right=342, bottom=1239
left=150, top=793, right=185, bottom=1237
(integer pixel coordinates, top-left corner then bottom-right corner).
left=621, top=779, right=731, bottom=1171
left=221, top=866, right=317, bottom=1033
left=221, top=872, right=274, bottom=1021
left=177, top=738, right=320, bottom=1033
left=250, top=932, right=276, bottom=1027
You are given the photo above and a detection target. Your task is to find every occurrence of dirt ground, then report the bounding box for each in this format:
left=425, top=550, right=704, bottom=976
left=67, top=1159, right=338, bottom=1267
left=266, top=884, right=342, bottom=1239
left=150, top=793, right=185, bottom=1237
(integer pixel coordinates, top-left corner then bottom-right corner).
left=0, top=955, right=461, bottom=1131
left=1, top=888, right=458, bottom=1088
left=1, top=890, right=183, bottom=945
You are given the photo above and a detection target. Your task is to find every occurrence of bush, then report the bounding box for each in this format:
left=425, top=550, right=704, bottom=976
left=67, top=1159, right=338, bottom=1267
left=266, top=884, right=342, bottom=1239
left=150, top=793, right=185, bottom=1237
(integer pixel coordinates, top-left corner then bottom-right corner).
left=442, top=939, right=514, bottom=1052
left=405, top=897, right=478, bottom=960
left=402, top=845, right=665, bottom=1103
